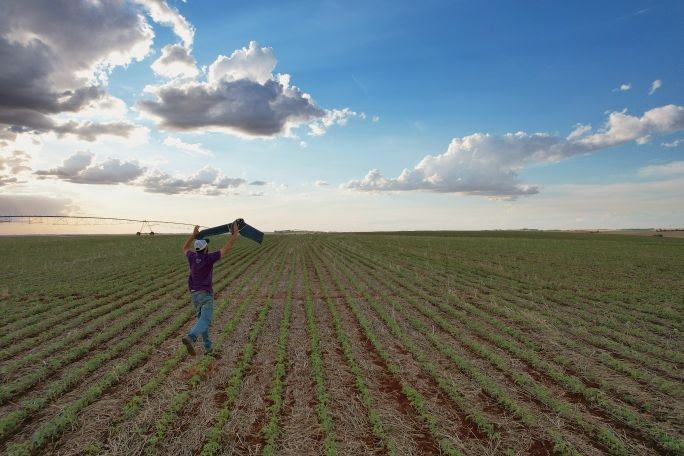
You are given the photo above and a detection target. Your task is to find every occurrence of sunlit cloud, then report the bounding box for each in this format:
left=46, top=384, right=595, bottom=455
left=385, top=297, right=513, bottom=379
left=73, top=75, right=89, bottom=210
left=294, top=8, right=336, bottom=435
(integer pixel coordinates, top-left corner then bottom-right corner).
left=346, top=105, right=684, bottom=198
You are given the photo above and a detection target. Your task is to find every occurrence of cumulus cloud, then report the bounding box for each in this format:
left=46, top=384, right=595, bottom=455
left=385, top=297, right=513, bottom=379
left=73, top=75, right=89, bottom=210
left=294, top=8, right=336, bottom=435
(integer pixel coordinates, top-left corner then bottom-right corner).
left=208, top=41, right=276, bottom=85
left=0, top=0, right=155, bottom=139
left=35, top=151, right=146, bottom=184
left=638, top=161, right=684, bottom=177
left=151, top=44, right=198, bottom=78
left=572, top=104, right=684, bottom=149
left=138, top=41, right=353, bottom=138
left=649, top=79, right=662, bottom=95
left=0, top=194, right=74, bottom=215
left=163, top=136, right=213, bottom=156
left=345, top=104, right=684, bottom=198
left=34, top=151, right=250, bottom=195
left=141, top=166, right=246, bottom=194
left=249, top=180, right=267, bottom=186
left=315, top=180, right=329, bottom=187
left=613, top=83, right=631, bottom=92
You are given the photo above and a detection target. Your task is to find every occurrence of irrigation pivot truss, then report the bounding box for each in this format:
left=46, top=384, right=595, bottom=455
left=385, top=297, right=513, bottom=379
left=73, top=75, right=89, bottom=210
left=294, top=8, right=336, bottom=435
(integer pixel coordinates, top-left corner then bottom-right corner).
left=0, top=215, right=205, bottom=235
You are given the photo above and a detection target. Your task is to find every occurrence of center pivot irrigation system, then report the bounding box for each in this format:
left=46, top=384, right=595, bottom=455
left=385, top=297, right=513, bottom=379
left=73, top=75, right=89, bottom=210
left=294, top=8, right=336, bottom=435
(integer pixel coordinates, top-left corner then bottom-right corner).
left=0, top=215, right=264, bottom=243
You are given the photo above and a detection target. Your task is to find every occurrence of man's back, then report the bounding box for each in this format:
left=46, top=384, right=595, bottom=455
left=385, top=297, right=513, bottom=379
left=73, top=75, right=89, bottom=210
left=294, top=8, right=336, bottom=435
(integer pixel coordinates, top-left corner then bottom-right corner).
left=186, top=250, right=221, bottom=293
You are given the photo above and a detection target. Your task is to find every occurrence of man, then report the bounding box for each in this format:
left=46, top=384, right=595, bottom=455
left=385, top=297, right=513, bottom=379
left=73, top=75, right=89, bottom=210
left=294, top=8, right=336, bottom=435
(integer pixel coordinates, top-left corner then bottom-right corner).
left=181, top=221, right=239, bottom=355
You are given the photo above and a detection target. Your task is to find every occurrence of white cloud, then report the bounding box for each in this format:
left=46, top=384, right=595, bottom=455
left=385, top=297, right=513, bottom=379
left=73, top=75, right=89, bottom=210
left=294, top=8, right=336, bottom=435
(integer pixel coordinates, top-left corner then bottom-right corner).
left=662, top=139, right=682, bottom=148
left=345, top=104, right=684, bottom=197
left=613, top=83, right=631, bottom=92
left=133, top=0, right=194, bottom=48
left=151, top=44, right=198, bottom=78
left=372, top=115, right=380, bottom=123
left=649, top=79, right=662, bottom=95
left=208, top=41, right=276, bottom=85
left=308, top=108, right=359, bottom=136
left=638, top=161, right=684, bottom=177
left=163, top=136, right=213, bottom=156
left=315, top=180, right=329, bottom=187
left=574, top=104, right=683, bottom=148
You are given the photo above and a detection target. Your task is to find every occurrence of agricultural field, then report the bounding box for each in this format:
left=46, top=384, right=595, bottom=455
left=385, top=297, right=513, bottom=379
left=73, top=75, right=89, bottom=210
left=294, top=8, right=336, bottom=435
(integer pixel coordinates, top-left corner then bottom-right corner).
left=0, top=232, right=682, bottom=456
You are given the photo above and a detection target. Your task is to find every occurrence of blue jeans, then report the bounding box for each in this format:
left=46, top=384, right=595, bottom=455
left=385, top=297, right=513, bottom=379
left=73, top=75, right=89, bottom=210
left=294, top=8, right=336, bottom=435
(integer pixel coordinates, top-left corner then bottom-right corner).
left=188, top=291, right=213, bottom=350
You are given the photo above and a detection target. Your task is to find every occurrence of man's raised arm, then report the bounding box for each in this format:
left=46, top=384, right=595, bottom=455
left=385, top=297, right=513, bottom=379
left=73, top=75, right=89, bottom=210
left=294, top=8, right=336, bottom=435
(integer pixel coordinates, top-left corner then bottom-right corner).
left=219, top=221, right=239, bottom=257
left=183, top=225, right=200, bottom=254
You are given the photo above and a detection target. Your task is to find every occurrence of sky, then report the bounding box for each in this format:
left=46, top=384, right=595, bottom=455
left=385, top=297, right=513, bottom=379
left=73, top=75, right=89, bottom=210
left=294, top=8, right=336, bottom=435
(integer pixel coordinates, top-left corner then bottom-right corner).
left=0, top=0, right=683, bottom=234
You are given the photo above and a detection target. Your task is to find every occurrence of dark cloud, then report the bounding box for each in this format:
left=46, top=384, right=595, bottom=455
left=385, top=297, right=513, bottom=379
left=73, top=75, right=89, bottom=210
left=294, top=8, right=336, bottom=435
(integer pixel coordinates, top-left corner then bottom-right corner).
left=0, top=150, right=30, bottom=186
left=34, top=151, right=254, bottom=195
left=0, top=0, right=154, bottom=138
left=0, top=150, right=30, bottom=174
left=52, top=121, right=142, bottom=142
left=0, top=194, right=74, bottom=215
left=138, top=78, right=325, bottom=137
left=35, top=151, right=146, bottom=185
left=141, top=166, right=246, bottom=194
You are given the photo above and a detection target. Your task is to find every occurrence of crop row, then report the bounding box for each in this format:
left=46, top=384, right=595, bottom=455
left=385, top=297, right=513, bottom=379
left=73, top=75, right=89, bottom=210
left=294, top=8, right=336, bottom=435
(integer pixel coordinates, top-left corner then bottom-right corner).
left=306, top=250, right=399, bottom=455
left=2, top=239, right=267, bottom=454
left=197, top=253, right=290, bottom=456
left=385, top=237, right=679, bottom=338
left=317, top=243, right=580, bottom=455
left=144, top=246, right=287, bottom=455
left=91, top=240, right=280, bottom=453
left=355, top=235, right=677, bottom=339
left=0, top=297, right=184, bottom=444
left=339, top=239, right=681, bottom=393
left=0, top=250, right=190, bottom=334
left=0, top=245, right=255, bottom=377
left=1, top=243, right=252, bottom=367
left=0, top=264, right=186, bottom=357
left=301, top=254, right=337, bottom=456
left=260, top=249, right=296, bottom=456
left=3, top=241, right=250, bottom=338
left=0, top=258, right=161, bottom=328
left=4, top=301, right=195, bottom=456
left=328, top=239, right=683, bottom=454
left=315, top=245, right=465, bottom=456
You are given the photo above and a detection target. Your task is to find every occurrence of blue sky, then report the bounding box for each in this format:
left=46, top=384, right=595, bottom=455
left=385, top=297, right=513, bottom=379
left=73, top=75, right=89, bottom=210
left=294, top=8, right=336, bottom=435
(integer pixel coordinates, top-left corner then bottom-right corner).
left=0, top=0, right=682, bottom=232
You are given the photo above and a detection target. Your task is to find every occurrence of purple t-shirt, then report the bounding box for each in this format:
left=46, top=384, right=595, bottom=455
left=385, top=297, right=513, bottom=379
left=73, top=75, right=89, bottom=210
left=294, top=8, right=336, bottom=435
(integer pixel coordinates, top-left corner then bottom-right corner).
left=186, top=250, right=221, bottom=293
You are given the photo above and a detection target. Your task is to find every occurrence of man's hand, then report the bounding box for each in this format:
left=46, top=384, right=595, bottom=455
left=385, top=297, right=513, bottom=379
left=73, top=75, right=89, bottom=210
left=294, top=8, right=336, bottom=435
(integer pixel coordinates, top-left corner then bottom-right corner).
left=220, top=221, right=239, bottom=257
left=183, top=225, right=200, bottom=254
